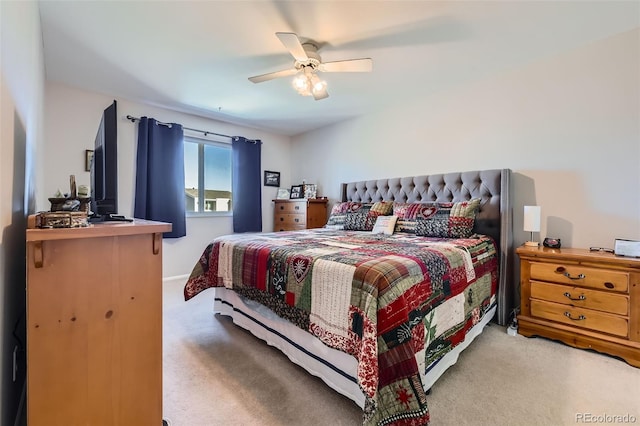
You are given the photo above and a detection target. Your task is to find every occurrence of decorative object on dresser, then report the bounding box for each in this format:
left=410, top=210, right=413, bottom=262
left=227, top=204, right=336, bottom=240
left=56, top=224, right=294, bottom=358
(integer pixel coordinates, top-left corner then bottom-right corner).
left=273, top=198, right=327, bottom=231
left=276, top=187, right=290, bottom=199
left=614, top=239, right=640, bottom=258
left=289, top=184, right=304, bottom=199
left=523, top=205, right=541, bottom=247
left=517, top=245, right=640, bottom=367
left=25, top=217, right=172, bottom=424
left=303, top=184, right=317, bottom=199
left=543, top=237, right=561, bottom=248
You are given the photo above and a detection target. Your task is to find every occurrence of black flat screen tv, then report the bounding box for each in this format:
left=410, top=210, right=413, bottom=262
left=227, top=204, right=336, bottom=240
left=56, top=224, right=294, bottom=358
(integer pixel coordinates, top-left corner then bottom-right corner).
left=90, top=100, right=122, bottom=222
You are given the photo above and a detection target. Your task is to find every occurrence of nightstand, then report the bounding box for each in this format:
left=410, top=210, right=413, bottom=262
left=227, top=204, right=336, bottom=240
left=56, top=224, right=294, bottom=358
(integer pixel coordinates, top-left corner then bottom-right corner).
left=517, top=245, right=640, bottom=367
left=273, top=199, right=328, bottom=231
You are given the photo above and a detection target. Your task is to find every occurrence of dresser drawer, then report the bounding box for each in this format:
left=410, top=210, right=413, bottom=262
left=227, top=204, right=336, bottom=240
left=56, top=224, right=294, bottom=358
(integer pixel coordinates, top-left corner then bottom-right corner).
left=274, top=214, right=306, bottom=230
left=530, top=262, right=629, bottom=292
left=530, top=299, right=628, bottom=337
left=530, top=281, right=628, bottom=315
left=275, top=202, right=307, bottom=215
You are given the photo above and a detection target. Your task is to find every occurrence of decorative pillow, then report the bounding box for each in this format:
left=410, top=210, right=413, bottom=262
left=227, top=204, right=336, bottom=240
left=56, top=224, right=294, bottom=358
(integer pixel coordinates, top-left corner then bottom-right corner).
left=325, top=201, right=393, bottom=231
left=326, top=202, right=369, bottom=229
left=344, top=201, right=394, bottom=231
left=344, top=212, right=377, bottom=231
left=394, top=198, right=481, bottom=238
left=326, top=201, right=393, bottom=230
left=372, top=215, right=398, bottom=235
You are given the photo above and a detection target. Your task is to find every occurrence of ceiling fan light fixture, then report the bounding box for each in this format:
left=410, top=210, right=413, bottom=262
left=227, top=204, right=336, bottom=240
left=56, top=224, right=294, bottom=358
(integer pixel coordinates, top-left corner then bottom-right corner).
left=292, top=68, right=327, bottom=97
left=310, top=75, right=327, bottom=95
left=292, top=73, right=310, bottom=94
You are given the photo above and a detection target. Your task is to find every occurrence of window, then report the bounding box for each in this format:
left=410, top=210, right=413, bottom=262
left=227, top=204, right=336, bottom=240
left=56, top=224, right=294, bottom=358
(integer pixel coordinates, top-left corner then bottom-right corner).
left=184, top=136, right=232, bottom=215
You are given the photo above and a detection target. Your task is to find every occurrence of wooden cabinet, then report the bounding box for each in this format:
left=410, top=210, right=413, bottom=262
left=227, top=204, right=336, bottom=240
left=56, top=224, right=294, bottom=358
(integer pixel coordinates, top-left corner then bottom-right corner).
left=273, top=199, right=328, bottom=231
left=517, top=245, right=640, bottom=367
left=25, top=219, right=171, bottom=425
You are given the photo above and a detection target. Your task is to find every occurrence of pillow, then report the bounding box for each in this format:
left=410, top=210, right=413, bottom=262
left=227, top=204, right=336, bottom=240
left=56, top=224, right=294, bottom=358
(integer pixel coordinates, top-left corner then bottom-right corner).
left=326, top=201, right=393, bottom=230
left=343, top=212, right=377, bottom=231
left=343, top=201, right=394, bottom=231
left=372, top=215, right=398, bottom=235
left=326, top=202, right=369, bottom=229
left=394, top=198, right=481, bottom=238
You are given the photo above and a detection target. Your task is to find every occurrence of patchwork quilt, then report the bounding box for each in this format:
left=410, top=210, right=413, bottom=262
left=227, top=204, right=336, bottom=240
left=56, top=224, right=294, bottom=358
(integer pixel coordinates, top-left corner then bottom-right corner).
left=184, top=229, right=498, bottom=426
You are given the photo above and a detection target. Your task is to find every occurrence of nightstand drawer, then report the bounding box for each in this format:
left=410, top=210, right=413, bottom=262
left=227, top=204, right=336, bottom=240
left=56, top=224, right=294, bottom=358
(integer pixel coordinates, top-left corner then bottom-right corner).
left=530, top=299, right=628, bottom=337
left=530, top=262, right=629, bottom=292
left=530, top=281, right=629, bottom=315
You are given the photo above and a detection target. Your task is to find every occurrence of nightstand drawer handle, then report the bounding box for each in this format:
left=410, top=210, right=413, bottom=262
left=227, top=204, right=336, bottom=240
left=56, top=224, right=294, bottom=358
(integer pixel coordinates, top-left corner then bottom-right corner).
left=563, top=292, right=586, bottom=301
left=294, top=218, right=299, bottom=222
left=564, top=311, right=586, bottom=321
left=555, top=266, right=585, bottom=280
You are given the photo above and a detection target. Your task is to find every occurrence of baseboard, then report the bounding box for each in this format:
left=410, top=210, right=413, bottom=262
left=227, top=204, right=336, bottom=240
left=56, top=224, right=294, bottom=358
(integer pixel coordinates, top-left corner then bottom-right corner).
left=163, top=274, right=189, bottom=286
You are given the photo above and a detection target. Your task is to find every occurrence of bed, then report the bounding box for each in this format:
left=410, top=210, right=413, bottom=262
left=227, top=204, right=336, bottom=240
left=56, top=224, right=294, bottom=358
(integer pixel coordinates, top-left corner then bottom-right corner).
left=184, top=169, right=514, bottom=425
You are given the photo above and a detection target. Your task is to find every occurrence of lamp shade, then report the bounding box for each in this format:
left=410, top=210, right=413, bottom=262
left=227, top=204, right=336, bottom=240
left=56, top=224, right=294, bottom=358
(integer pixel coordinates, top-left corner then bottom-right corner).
left=523, top=206, right=541, bottom=232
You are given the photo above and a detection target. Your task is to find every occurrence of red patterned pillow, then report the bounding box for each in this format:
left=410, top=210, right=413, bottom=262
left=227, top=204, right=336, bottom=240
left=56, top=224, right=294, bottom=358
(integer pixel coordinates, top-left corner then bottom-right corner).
left=326, top=201, right=393, bottom=230
left=393, top=199, right=480, bottom=238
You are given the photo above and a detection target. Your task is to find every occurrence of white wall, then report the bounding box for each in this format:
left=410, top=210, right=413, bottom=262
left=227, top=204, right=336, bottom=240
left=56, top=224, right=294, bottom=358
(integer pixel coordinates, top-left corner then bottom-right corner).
left=44, top=83, right=292, bottom=278
left=291, top=29, right=640, bottom=251
left=0, top=0, right=44, bottom=423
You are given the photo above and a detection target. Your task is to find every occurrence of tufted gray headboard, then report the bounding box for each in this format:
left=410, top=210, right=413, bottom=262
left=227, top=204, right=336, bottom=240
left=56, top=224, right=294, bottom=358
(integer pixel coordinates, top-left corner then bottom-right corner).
left=341, top=169, right=514, bottom=326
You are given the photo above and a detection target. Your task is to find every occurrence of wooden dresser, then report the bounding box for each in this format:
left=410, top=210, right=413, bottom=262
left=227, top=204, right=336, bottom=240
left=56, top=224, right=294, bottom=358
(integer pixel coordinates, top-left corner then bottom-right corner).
left=273, top=199, right=328, bottom=231
left=25, top=218, right=171, bottom=425
left=517, top=245, right=640, bottom=367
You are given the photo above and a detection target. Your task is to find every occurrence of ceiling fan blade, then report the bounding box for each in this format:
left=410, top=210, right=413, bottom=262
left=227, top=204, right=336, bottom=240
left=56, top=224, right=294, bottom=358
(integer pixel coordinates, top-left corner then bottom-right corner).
left=248, top=68, right=298, bottom=84
left=318, top=58, right=373, bottom=73
left=276, top=32, right=308, bottom=62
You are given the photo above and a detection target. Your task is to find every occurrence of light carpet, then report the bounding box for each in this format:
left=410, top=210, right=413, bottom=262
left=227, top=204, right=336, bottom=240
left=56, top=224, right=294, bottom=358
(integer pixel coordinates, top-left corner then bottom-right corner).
left=163, top=278, right=640, bottom=426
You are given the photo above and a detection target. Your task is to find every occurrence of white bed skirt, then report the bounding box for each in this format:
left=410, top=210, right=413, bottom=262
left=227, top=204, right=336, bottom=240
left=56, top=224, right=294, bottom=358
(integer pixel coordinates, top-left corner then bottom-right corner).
left=212, top=287, right=496, bottom=409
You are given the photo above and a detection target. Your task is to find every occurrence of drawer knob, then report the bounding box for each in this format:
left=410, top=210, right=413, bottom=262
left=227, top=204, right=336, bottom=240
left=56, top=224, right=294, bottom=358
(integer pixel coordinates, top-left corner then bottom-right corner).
left=604, top=282, right=614, bottom=289
left=295, top=206, right=300, bottom=210
left=564, top=311, right=586, bottom=321
left=294, top=218, right=299, bottom=222
left=563, top=292, right=586, bottom=301
left=280, top=206, right=284, bottom=210
left=555, top=267, right=585, bottom=280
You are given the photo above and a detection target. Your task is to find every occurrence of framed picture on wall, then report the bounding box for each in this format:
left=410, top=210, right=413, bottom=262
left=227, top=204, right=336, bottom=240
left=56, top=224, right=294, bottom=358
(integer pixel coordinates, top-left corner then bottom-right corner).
left=290, top=185, right=304, bottom=199
left=264, top=170, right=280, bottom=187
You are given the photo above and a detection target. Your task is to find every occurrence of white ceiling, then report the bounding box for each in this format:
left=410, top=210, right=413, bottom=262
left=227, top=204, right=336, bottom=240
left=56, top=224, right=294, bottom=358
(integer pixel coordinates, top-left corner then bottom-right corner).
left=38, top=1, right=639, bottom=136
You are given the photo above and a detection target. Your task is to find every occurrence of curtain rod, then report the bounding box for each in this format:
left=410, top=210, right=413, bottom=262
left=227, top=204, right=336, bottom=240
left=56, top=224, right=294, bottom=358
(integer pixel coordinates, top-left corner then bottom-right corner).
left=125, top=115, right=260, bottom=143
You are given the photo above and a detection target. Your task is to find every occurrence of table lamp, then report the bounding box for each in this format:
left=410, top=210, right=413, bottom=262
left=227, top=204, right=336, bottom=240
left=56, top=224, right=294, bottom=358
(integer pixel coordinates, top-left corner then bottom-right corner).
left=523, top=206, right=541, bottom=247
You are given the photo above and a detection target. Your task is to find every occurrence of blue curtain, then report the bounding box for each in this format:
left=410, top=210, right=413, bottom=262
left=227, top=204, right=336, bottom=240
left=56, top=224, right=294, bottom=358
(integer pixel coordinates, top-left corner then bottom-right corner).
left=232, top=137, right=262, bottom=233
left=134, top=117, right=186, bottom=238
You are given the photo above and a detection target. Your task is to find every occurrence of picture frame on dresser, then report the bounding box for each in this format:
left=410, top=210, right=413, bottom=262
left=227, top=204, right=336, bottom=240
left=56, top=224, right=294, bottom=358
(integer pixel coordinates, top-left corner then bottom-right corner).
left=303, top=184, right=317, bottom=199
left=276, top=187, right=290, bottom=199
left=290, top=185, right=304, bottom=199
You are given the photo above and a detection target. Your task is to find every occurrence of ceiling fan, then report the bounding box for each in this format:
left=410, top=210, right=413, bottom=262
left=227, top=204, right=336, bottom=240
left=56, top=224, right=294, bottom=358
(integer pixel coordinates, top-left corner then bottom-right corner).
left=248, top=32, right=373, bottom=100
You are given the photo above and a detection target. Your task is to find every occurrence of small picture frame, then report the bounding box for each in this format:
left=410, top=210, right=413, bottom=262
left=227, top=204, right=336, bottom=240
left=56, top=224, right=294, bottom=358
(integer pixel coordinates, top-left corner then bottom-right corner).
left=276, top=187, right=290, bottom=199
left=85, top=150, right=94, bottom=172
left=289, top=185, right=304, bottom=199
left=264, top=170, right=280, bottom=187
left=303, top=184, right=317, bottom=199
